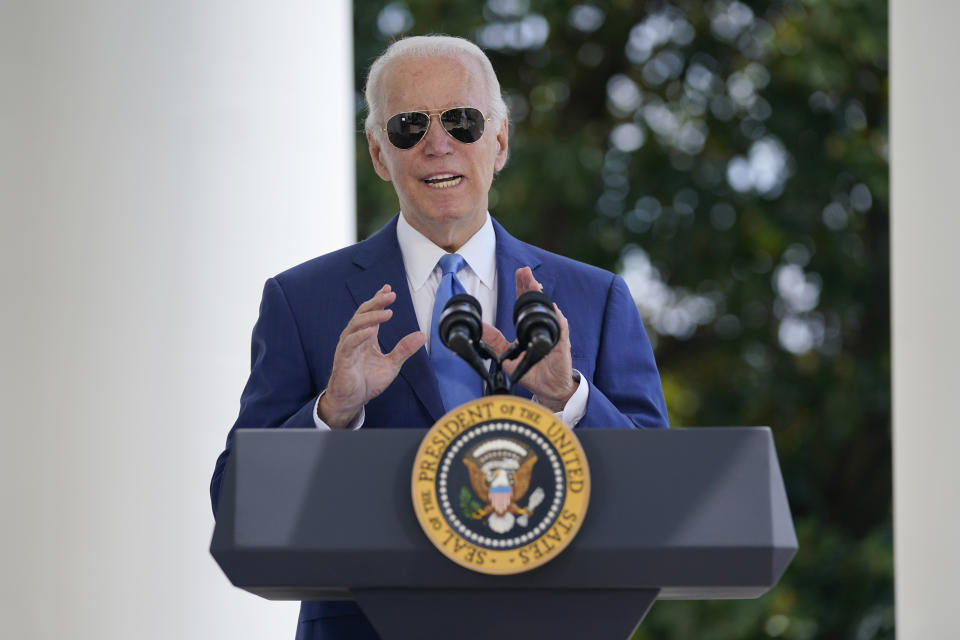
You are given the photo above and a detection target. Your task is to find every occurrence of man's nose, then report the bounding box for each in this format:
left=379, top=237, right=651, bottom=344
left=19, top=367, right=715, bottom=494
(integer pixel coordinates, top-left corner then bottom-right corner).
left=420, top=115, right=454, bottom=156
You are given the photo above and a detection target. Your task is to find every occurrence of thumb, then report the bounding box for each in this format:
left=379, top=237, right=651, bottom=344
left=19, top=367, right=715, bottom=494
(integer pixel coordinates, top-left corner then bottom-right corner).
left=387, top=331, right=427, bottom=366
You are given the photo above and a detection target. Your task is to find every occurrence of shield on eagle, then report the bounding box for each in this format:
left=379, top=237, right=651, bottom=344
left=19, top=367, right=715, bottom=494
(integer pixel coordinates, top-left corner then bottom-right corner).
left=462, top=437, right=545, bottom=534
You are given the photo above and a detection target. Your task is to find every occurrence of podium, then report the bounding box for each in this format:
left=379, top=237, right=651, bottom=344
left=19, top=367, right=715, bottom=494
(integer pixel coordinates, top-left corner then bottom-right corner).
left=211, top=428, right=796, bottom=639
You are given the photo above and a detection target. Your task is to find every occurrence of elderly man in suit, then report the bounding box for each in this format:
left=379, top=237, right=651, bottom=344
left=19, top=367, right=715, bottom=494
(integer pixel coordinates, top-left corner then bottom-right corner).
left=211, top=35, right=669, bottom=640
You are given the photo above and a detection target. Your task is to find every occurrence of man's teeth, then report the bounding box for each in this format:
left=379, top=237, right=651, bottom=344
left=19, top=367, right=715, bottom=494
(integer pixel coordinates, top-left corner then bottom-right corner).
left=424, top=174, right=463, bottom=188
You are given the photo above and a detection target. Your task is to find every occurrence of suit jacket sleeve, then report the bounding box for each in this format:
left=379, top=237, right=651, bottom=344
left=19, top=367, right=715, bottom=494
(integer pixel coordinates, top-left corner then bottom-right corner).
left=210, top=276, right=320, bottom=514
left=576, top=274, right=669, bottom=430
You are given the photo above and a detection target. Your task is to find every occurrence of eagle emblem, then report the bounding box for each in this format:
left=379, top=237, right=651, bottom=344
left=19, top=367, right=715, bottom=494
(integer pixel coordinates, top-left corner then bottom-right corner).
left=461, top=437, right=545, bottom=534
left=413, top=398, right=592, bottom=575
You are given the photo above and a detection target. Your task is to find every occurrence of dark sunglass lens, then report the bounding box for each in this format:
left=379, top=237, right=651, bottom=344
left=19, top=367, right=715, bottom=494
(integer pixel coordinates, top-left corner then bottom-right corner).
left=386, top=112, right=429, bottom=149
left=441, top=108, right=485, bottom=143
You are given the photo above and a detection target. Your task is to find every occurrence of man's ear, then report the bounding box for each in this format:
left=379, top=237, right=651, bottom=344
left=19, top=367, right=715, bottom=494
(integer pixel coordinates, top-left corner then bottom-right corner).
left=367, top=131, right=393, bottom=182
left=493, top=118, right=509, bottom=172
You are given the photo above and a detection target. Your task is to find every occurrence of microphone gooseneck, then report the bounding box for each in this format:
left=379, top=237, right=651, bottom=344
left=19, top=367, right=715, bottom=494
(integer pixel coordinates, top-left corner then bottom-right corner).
left=437, top=290, right=561, bottom=397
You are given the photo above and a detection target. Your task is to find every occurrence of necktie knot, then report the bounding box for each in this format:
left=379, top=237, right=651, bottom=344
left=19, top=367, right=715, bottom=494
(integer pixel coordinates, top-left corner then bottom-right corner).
left=437, top=253, right=466, bottom=277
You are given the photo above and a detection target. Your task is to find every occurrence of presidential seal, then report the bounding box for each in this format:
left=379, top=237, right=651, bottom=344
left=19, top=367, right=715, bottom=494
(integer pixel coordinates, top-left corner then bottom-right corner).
left=411, top=396, right=590, bottom=575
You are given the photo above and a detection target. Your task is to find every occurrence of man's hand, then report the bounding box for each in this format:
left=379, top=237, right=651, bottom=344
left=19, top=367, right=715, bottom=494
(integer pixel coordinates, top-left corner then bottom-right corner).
left=318, top=285, right=426, bottom=428
left=482, top=267, right=576, bottom=412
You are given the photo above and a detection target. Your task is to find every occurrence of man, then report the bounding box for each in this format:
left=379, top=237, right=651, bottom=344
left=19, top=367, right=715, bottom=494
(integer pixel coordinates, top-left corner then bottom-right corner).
left=211, top=35, right=669, bottom=640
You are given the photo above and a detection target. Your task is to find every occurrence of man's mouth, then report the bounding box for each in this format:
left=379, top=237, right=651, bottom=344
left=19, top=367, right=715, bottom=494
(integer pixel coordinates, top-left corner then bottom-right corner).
left=422, top=173, right=464, bottom=189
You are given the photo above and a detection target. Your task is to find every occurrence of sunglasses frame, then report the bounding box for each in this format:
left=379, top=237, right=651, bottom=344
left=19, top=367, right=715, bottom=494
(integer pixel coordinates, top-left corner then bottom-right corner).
left=381, top=107, right=492, bottom=150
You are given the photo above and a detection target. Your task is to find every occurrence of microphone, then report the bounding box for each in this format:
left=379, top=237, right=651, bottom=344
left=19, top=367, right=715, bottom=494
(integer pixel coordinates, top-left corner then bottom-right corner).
left=438, top=294, right=491, bottom=384
left=509, top=291, right=560, bottom=385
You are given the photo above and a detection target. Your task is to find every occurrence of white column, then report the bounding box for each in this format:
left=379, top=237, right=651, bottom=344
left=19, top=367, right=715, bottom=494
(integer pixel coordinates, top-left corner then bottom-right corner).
left=0, top=2, right=354, bottom=638
left=891, top=1, right=960, bottom=635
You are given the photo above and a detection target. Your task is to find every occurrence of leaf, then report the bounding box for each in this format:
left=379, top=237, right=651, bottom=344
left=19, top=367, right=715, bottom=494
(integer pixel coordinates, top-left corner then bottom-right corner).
left=459, top=485, right=482, bottom=518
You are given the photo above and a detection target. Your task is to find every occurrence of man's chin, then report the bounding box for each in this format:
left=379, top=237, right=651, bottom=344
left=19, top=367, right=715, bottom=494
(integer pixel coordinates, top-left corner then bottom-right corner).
left=410, top=205, right=484, bottom=225
left=403, top=208, right=487, bottom=248
left=437, top=209, right=487, bottom=227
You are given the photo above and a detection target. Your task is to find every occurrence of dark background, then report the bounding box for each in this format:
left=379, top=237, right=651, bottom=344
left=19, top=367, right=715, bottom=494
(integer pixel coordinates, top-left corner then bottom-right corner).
left=353, top=1, right=891, bottom=638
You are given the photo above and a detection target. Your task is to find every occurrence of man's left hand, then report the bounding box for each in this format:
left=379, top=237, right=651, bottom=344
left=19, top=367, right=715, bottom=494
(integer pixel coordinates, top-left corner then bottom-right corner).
left=482, top=267, right=576, bottom=412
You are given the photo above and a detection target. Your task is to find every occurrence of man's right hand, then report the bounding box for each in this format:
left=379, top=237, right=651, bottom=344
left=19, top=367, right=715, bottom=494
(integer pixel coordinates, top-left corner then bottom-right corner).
left=318, top=284, right=426, bottom=429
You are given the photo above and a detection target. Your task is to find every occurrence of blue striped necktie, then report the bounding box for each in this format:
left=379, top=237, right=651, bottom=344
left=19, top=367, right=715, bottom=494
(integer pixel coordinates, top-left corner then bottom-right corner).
left=430, top=254, right=482, bottom=411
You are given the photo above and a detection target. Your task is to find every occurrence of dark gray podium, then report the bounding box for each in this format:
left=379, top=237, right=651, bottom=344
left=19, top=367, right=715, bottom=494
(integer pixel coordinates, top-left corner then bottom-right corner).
left=211, top=428, right=796, bottom=639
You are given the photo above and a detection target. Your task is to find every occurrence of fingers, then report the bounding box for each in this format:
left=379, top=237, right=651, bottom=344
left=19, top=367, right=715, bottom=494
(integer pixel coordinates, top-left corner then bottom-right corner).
left=338, top=325, right=378, bottom=355
left=340, top=284, right=398, bottom=341
left=355, top=284, right=396, bottom=314
left=481, top=322, right=512, bottom=357
left=343, top=308, right=393, bottom=335
left=515, top=267, right=543, bottom=296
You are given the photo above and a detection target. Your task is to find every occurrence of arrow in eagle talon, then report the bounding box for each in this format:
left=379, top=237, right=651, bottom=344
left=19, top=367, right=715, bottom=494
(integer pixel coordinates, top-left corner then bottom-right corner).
left=517, top=487, right=545, bottom=527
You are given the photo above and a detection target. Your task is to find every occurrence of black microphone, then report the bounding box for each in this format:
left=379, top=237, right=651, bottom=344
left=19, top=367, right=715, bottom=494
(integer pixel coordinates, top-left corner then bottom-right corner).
left=509, top=291, right=560, bottom=385
left=438, top=294, right=491, bottom=384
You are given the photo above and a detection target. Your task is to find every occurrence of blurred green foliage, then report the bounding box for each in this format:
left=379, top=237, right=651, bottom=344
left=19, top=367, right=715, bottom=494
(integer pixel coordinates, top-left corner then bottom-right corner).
left=354, top=0, right=891, bottom=638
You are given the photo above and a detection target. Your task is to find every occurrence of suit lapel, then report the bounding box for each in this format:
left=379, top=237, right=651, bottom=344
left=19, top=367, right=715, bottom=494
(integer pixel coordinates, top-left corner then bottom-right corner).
left=346, top=217, right=445, bottom=422
left=492, top=218, right=552, bottom=342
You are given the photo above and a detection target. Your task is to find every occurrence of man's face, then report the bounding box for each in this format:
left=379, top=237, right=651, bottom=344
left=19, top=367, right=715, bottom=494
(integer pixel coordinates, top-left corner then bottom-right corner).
left=367, top=54, right=509, bottom=251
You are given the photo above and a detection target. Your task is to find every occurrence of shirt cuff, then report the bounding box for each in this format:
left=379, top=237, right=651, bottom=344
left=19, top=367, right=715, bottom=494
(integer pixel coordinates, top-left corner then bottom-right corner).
left=533, top=370, right=588, bottom=428
left=313, top=390, right=364, bottom=430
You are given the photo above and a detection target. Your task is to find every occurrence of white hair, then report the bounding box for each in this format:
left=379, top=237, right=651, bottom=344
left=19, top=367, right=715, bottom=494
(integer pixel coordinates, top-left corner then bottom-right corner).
left=363, top=35, right=509, bottom=139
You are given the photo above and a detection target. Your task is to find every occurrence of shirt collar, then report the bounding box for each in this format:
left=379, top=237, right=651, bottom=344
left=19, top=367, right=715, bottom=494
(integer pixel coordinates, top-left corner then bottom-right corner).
left=396, top=212, right=497, bottom=291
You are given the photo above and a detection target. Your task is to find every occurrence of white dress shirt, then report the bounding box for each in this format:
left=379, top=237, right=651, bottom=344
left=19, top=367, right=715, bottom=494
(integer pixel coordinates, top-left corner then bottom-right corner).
left=396, top=211, right=498, bottom=352
left=315, top=212, right=588, bottom=429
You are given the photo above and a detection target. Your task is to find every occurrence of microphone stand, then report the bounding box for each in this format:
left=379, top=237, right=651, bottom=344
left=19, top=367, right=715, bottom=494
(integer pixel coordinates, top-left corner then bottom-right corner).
left=475, top=341, right=512, bottom=395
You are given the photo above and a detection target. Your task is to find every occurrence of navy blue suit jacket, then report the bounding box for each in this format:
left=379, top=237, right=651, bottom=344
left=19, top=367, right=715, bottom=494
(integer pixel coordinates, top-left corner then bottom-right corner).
left=210, top=216, right=668, bottom=634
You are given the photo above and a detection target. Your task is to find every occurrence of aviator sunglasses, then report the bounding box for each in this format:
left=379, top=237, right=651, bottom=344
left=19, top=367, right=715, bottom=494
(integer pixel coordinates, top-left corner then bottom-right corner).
left=382, top=107, right=491, bottom=150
